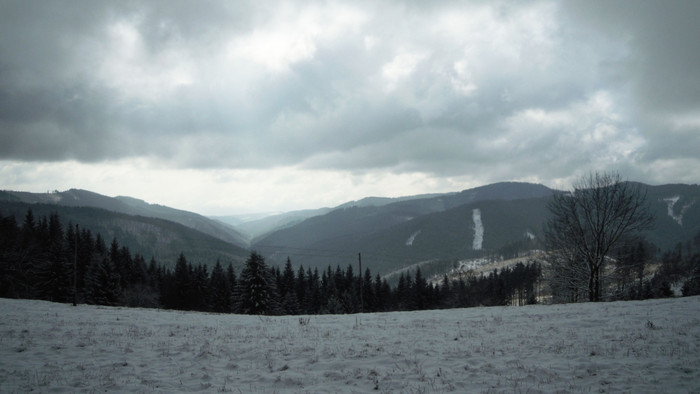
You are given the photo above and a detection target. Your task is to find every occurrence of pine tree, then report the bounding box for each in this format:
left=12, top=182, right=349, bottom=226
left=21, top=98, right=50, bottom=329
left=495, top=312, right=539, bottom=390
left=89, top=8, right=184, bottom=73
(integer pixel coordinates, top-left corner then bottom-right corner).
left=307, top=267, right=322, bottom=314
left=75, top=227, right=95, bottom=302
left=235, top=252, right=279, bottom=315
left=209, top=260, right=231, bottom=312
left=280, top=257, right=300, bottom=314
left=35, top=213, right=71, bottom=302
left=373, top=274, right=387, bottom=312
left=167, top=253, right=191, bottom=310
left=191, top=264, right=210, bottom=311
left=362, top=268, right=375, bottom=312
left=87, top=257, right=121, bottom=306
left=0, top=214, right=20, bottom=297
left=412, top=268, right=428, bottom=310
left=439, top=274, right=453, bottom=308
left=295, top=265, right=308, bottom=313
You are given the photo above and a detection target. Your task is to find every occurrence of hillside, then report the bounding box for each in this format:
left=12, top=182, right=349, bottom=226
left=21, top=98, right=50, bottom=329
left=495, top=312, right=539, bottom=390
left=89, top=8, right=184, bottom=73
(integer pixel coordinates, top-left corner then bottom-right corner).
left=254, top=182, right=700, bottom=274
left=2, top=181, right=697, bottom=275
left=254, top=183, right=556, bottom=272
left=0, top=189, right=249, bottom=248
left=0, top=201, right=249, bottom=270
left=2, top=297, right=699, bottom=392
left=213, top=207, right=333, bottom=242
left=640, top=183, right=700, bottom=252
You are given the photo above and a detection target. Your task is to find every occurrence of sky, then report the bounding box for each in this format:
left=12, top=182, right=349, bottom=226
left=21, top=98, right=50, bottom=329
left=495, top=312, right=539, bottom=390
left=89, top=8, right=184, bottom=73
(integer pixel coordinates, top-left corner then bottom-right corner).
left=1, top=1, right=699, bottom=215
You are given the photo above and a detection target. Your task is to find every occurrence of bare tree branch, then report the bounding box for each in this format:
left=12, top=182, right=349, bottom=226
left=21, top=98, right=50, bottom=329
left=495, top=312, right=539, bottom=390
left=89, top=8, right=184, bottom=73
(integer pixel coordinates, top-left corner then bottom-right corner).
left=545, top=171, right=654, bottom=302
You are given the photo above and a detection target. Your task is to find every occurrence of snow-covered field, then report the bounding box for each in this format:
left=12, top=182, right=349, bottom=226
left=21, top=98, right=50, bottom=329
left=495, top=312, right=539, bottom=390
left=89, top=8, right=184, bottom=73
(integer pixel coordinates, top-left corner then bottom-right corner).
left=1, top=297, right=699, bottom=393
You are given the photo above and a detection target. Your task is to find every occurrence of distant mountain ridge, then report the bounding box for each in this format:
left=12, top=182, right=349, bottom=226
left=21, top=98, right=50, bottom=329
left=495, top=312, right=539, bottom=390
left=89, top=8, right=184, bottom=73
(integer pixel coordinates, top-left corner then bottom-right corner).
left=253, top=182, right=700, bottom=275
left=0, top=200, right=249, bottom=270
left=228, top=182, right=555, bottom=242
left=212, top=208, right=333, bottom=243
left=3, top=181, right=698, bottom=277
left=253, top=183, right=557, bottom=273
left=0, top=189, right=249, bottom=248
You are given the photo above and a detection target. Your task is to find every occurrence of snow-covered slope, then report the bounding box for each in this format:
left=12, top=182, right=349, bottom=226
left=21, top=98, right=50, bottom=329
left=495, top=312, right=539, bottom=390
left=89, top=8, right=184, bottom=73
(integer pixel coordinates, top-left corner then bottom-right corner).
left=2, top=297, right=699, bottom=392
left=663, top=195, right=696, bottom=226
left=472, top=208, right=484, bottom=250
left=405, top=230, right=421, bottom=246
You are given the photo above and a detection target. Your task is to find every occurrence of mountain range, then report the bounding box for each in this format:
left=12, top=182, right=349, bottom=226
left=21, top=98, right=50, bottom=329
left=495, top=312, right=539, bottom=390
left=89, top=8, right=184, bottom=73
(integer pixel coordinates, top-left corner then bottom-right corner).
left=0, top=189, right=250, bottom=270
left=2, top=182, right=699, bottom=275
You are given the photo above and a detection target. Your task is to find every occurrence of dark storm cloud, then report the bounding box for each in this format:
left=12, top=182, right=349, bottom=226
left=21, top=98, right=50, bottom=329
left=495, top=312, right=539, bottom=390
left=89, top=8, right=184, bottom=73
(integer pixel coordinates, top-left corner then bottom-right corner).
left=1, top=0, right=698, bottom=185
left=0, top=0, right=252, bottom=162
left=561, top=0, right=700, bottom=169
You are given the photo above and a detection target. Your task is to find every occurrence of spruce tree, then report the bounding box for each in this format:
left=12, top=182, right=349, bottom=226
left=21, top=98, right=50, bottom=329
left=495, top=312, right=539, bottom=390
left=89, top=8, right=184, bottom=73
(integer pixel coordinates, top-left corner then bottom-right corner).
left=412, top=268, right=428, bottom=310
left=35, top=213, right=71, bottom=302
left=169, top=253, right=191, bottom=310
left=209, top=260, right=231, bottom=312
left=191, top=264, right=210, bottom=311
left=0, top=215, right=20, bottom=297
left=235, top=252, right=279, bottom=315
left=87, top=257, right=121, bottom=306
left=280, top=258, right=300, bottom=314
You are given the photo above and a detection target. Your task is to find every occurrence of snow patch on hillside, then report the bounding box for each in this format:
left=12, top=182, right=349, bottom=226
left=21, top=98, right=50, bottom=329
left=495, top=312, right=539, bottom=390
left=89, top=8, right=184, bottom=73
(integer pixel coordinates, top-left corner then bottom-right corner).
left=427, top=251, right=546, bottom=287
left=458, top=257, right=490, bottom=271
left=405, top=230, right=421, bottom=246
left=663, top=196, right=695, bottom=225
left=664, top=196, right=681, bottom=224
left=472, top=208, right=484, bottom=250
left=525, top=231, right=536, bottom=240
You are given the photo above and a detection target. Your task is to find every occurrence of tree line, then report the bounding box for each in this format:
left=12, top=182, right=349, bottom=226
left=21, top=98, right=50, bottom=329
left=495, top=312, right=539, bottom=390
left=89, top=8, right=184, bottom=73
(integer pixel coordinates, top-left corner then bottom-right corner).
left=3, top=200, right=698, bottom=313
left=1, top=209, right=542, bottom=314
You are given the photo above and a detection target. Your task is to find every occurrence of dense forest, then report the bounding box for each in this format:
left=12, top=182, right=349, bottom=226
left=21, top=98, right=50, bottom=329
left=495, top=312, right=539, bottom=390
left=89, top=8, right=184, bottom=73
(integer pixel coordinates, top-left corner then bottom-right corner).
left=1, top=209, right=699, bottom=315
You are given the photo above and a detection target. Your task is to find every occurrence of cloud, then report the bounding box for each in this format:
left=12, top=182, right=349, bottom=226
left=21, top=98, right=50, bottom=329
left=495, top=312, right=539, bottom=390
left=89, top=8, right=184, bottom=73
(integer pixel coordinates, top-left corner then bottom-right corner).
left=560, top=0, right=700, bottom=166
left=1, top=0, right=699, bottom=213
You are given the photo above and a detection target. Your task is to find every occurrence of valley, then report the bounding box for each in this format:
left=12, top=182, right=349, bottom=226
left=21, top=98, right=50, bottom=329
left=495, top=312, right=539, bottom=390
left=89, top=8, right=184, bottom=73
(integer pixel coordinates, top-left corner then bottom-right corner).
left=2, top=181, right=699, bottom=277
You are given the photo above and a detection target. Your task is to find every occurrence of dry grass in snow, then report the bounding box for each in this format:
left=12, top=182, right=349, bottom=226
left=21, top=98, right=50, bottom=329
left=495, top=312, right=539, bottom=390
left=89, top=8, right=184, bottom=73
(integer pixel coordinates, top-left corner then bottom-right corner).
left=1, top=297, right=699, bottom=393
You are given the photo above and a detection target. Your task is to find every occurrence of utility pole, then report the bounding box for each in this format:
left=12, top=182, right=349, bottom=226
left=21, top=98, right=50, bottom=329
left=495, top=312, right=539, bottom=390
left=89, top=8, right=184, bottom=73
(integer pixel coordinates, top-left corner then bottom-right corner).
left=358, top=252, right=363, bottom=313
left=73, top=224, right=78, bottom=306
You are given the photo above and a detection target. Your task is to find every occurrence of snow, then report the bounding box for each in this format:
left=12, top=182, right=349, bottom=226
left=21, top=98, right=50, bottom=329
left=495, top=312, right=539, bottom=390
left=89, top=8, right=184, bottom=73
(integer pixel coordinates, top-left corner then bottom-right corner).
left=458, top=257, right=491, bottom=272
left=663, top=196, right=696, bottom=226
left=664, top=196, right=683, bottom=225
left=472, top=208, right=484, bottom=251
left=405, top=230, right=421, bottom=246
left=2, top=297, right=699, bottom=393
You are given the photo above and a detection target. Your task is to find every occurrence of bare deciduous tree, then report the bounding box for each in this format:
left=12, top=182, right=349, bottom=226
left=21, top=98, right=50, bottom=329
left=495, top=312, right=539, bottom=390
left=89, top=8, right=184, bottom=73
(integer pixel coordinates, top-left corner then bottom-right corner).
left=545, top=172, right=654, bottom=302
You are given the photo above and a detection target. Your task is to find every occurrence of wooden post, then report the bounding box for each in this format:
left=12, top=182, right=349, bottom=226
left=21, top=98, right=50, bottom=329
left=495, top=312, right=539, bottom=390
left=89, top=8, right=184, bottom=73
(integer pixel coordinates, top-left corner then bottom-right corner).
left=358, top=252, right=363, bottom=313
left=73, top=224, right=78, bottom=306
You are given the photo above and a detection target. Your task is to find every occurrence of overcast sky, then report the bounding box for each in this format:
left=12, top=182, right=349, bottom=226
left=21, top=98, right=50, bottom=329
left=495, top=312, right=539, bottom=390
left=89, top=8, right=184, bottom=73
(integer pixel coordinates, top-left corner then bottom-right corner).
left=1, top=1, right=699, bottom=215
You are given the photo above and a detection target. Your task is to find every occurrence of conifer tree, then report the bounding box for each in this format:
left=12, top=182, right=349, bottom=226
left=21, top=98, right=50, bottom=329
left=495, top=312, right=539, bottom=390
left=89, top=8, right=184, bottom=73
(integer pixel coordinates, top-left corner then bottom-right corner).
left=0, top=214, right=20, bottom=297
left=280, top=258, right=300, bottom=314
left=209, top=260, right=231, bottom=312
left=87, top=257, right=121, bottom=306
left=35, top=213, right=71, bottom=302
left=362, top=268, right=375, bottom=312
left=412, top=268, right=428, bottom=310
left=191, top=264, right=210, bottom=311
left=167, top=253, right=191, bottom=310
left=235, top=252, right=279, bottom=315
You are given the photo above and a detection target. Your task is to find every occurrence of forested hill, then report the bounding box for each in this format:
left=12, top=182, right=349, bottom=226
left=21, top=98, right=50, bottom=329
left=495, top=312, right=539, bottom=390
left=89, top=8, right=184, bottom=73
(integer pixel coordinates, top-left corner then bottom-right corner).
left=0, top=201, right=248, bottom=270
left=0, top=189, right=249, bottom=248
left=2, top=182, right=699, bottom=277
left=252, top=182, right=558, bottom=272
left=0, top=207, right=545, bottom=313
left=254, top=182, right=700, bottom=275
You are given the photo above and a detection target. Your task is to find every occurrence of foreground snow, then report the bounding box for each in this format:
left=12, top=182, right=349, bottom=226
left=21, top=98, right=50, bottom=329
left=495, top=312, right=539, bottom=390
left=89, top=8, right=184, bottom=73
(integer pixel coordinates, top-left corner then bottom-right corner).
left=1, top=298, right=699, bottom=393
